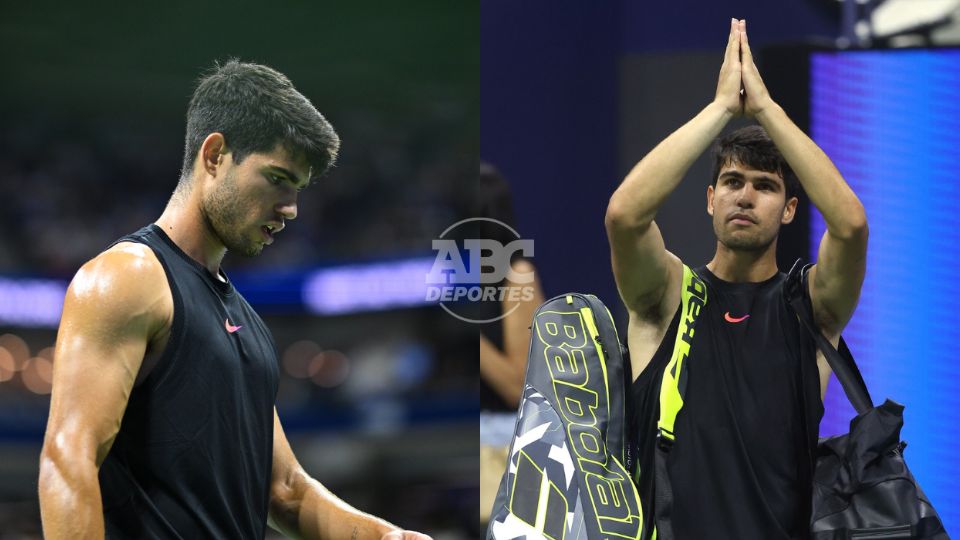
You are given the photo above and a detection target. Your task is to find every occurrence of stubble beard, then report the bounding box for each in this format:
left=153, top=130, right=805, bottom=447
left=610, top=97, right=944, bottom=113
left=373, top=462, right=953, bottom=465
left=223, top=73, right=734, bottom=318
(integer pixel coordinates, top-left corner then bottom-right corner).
left=714, top=219, right=778, bottom=253
left=200, top=170, right=263, bottom=257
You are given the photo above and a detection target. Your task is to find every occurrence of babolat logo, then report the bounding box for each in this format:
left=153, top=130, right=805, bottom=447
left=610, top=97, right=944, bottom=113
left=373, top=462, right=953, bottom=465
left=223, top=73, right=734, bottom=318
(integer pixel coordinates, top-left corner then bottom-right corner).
left=680, top=275, right=706, bottom=348
left=535, top=310, right=642, bottom=538
left=667, top=272, right=706, bottom=391
left=426, top=217, right=535, bottom=323
left=661, top=268, right=708, bottom=446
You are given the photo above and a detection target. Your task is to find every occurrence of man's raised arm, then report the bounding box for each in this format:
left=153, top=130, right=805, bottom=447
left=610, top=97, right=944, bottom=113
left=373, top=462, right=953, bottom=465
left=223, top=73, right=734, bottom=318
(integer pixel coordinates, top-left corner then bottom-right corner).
left=605, top=18, right=742, bottom=314
left=738, top=19, right=868, bottom=336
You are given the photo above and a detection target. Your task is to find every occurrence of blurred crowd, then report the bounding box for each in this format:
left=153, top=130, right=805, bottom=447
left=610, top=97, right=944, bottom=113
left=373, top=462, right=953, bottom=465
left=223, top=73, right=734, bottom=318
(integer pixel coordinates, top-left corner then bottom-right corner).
left=0, top=81, right=479, bottom=540
left=0, top=103, right=474, bottom=277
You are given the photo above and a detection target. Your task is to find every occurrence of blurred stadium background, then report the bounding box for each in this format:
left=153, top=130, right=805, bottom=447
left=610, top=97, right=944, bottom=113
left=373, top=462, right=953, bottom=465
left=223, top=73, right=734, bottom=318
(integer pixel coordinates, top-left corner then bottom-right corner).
left=0, top=2, right=478, bottom=538
left=483, top=0, right=960, bottom=535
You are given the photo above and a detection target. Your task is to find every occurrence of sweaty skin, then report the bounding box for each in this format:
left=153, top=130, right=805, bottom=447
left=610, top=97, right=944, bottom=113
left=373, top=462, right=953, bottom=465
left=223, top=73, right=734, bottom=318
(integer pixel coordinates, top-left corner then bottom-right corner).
left=605, top=18, right=867, bottom=400
left=38, top=132, right=431, bottom=540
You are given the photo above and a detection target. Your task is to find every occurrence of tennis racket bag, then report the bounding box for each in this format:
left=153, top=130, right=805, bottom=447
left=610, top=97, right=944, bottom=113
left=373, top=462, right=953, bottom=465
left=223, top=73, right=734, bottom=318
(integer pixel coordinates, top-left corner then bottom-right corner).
left=486, top=293, right=646, bottom=540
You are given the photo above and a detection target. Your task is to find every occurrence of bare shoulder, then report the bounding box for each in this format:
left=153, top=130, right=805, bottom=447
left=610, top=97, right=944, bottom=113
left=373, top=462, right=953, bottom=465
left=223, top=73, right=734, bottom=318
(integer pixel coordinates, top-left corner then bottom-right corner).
left=64, top=242, right=172, bottom=334
left=47, top=242, right=173, bottom=466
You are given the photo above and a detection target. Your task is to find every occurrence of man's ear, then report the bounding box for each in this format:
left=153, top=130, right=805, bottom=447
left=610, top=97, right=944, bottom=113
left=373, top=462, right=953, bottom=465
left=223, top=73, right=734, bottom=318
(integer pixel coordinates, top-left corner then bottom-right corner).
left=199, top=133, right=229, bottom=178
left=782, top=196, right=798, bottom=224
left=706, top=184, right=715, bottom=216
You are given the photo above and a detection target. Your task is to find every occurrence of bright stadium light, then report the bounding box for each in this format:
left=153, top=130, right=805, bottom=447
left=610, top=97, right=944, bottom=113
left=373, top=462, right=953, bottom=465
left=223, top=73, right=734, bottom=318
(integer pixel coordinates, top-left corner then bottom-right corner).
left=834, top=0, right=960, bottom=46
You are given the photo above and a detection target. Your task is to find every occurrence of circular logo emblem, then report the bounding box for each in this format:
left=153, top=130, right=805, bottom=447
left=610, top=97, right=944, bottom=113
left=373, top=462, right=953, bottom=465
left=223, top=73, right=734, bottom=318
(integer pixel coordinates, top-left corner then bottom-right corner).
left=426, top=217, right=535, bottom=323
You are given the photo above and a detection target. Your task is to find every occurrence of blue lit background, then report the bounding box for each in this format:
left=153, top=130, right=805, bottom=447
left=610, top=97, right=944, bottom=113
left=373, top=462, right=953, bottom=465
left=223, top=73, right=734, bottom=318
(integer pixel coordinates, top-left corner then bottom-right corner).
left=810, top=49, right=960, bottom=532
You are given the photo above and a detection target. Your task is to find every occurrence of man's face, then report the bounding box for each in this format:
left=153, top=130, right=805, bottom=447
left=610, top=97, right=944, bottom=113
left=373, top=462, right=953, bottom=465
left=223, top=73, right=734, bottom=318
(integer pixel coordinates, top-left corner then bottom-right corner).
left=707, top=161, right=797, bottom=252
left=201, top=144, right=311, bottom=256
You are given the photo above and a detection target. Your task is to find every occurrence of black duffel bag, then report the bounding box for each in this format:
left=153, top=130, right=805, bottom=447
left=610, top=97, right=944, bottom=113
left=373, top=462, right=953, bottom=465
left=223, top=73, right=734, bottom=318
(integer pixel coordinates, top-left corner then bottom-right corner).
left=785, top=261, right=949, bottom=539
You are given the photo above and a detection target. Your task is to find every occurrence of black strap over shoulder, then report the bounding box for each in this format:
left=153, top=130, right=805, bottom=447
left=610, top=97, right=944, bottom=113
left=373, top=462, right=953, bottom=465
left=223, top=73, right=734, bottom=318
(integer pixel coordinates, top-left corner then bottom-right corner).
left=784, top=259, right=873, bottom=415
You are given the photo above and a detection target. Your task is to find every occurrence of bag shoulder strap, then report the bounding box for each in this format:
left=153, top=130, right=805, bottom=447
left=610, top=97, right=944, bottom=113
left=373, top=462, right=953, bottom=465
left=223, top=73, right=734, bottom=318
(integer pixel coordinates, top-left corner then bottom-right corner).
left=657, top=264, right=708, bottom=446
left=652, top=265, right=707, bottom=540
left=784, top=259, right=873, bottom=415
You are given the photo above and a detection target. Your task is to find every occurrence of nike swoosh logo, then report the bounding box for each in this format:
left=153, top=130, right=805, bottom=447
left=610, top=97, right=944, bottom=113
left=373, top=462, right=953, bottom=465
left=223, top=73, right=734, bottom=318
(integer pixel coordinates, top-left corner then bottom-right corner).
left=724, top=312, right=750, bottom=323
left=224, top=318, right=243, bottom=333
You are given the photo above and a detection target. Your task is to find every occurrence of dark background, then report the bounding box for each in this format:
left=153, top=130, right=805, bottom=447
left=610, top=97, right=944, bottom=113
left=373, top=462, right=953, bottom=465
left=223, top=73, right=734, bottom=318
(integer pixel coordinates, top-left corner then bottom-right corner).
left=481, top=0, right=960, bottom=534
left=481, top=0, right=837, bottom=314
left=0, top=2, right=478, bottom=538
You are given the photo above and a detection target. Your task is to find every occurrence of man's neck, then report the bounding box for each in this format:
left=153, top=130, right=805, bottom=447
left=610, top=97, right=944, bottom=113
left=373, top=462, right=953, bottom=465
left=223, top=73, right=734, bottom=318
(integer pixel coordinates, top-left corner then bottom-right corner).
left=706, top=241, right=779, bottom=283
left=154, top=197, right=228, bottom=280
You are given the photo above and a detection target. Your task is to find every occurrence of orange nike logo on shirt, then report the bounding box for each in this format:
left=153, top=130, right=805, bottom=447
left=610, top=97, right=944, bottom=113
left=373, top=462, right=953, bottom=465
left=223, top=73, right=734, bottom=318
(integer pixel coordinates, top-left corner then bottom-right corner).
left=724, top=312, right=750, bottom=323
left=224, top=318, right=243, bottom=333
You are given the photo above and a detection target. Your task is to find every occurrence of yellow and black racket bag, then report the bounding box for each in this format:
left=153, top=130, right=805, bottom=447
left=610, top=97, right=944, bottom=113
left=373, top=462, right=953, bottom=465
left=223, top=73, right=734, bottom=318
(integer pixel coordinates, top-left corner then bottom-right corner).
left=486, top=293, right=646, bottom=540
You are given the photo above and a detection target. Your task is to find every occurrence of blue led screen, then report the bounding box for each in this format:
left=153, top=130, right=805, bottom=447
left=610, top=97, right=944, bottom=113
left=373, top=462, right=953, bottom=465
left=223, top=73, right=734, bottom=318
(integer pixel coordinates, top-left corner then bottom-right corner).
left=810, top=49, right=960, bottom=532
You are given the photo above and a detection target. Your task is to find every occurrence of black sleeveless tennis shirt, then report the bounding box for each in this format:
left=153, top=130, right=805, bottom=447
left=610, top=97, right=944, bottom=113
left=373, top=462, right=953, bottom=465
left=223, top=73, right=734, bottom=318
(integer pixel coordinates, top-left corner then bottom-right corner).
left=98, top=224, right=280, bottom=539
left=631, top=265, right=823, bottom=540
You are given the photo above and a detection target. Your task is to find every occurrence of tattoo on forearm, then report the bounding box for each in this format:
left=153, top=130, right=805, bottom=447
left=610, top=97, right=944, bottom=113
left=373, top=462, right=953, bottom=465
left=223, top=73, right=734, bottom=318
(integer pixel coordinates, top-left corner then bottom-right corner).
left=351, top=526, right=359, bottom=540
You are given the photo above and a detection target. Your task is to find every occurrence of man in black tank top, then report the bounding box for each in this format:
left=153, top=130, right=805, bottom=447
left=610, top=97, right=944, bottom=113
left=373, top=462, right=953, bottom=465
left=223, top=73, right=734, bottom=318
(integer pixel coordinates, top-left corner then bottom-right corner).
left=39, top=61, right=429, bottom=539
left=605, top=20, right=868, bottom=539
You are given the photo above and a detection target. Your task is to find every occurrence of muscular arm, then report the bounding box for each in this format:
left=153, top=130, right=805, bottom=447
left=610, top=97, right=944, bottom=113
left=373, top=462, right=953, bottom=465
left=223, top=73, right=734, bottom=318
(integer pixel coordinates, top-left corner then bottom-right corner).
left=38, top=244, right=170, bottom=539
left=479, top=259, right=545, bottom=407
left=605, top=19, right=741, bottom=316
left=267, top=410, right=430, bottom=540
left=739, top=20, right=868, bottom=336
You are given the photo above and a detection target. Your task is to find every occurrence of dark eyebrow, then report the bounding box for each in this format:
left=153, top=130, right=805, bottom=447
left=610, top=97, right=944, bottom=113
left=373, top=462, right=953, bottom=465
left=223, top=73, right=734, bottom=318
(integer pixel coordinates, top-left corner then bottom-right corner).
left=266, top=165, right=309, bottom=189
left=718, top=171, right=745, bottom=180
left=753, top=175, right=782, bottom=189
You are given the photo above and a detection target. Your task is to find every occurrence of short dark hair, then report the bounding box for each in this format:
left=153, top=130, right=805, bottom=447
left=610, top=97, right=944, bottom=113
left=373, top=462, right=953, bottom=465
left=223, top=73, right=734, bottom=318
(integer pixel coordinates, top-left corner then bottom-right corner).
left=180, top=59, right=339, bottom=183
left=711, top=125, right=800, bottom=200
